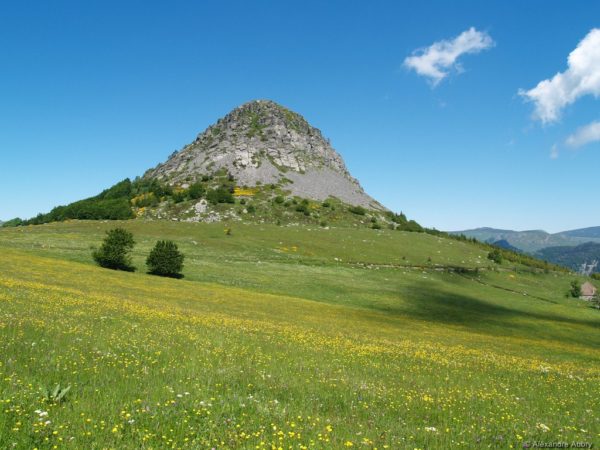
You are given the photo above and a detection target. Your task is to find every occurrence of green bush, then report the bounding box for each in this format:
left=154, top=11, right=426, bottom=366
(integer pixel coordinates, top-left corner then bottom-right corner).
left=247, top=205, right=256, bottom=213
left=570, top=280, right=582, bottom=298
left=92, top=228, right=135, bottom=271
left=206, top=187, right=235, bottom=205
left=488, top=249, right=503, bottom=264
left=146, top=240, right=185, bottom=278
left=348, top=205, right=366, bottom=215
left=403, top=220, right=423, bottom=232
left=274, top=196, right=285, bottom=204
left=188, top=183, right=205, bottom=200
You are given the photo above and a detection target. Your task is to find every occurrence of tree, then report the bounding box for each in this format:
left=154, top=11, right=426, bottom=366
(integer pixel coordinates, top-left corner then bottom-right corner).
left=570, top=280, right=582, bottom=298
left=146, top=240, right=185, bottom=278
left=92, top=228, right=135, bottom=271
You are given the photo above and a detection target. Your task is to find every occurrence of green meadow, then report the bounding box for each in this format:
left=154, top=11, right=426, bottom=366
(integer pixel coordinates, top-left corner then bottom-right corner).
left=1, top=221, right=598, bottom=449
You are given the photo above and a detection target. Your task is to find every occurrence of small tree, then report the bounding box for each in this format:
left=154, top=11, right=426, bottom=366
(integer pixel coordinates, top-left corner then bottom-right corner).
left=146, top=240, right=185, bottom=278
left=93, top=228, right=135, bottom=271
left=570, top=280, right=582, bottom=298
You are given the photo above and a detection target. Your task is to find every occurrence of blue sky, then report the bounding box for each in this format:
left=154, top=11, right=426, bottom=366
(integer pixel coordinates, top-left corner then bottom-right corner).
left=1, top=1, right=599, bottom=232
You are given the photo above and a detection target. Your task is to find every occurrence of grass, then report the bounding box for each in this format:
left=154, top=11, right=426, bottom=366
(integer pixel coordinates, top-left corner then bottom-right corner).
left=0, top=221, right=599, bottom=449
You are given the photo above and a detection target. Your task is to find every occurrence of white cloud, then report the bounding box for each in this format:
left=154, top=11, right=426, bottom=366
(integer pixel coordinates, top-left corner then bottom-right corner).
left=565, top=120, right=600, bottom=148
left=404, top=27, right=494, bottom=86
left=550, top=144, right=559, bottom=159
left=520, top=28, right=600, bottom=123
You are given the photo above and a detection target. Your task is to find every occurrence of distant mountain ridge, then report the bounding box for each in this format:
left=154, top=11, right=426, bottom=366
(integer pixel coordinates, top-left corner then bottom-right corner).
left=537, top=242, right=600, bottom=275
left=561, top=226, right=600, bottom=239
left=452, top=226, right=600, bottom=274
left=452, top=226, right=600, bottom=253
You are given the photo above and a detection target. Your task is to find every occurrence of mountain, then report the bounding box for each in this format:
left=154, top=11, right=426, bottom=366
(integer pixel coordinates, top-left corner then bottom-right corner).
left=14, top=100, right=418, bottom=229
left=145, top=99, right=384, bottom=210
left=560, top=226, right=600, bottom=239
left=536, top=242, right=600, bottom=275
left=452, top=227, right=600, bottom=253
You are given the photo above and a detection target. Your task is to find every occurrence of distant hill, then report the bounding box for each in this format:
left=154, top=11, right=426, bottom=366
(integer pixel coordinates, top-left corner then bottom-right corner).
left=452, top=227, right=600, bottom=253
left=560, top=226, right=600, bottom=239
left=536, top=242, right=600, bottom=275
left=492, top=239, right=522, bottom=253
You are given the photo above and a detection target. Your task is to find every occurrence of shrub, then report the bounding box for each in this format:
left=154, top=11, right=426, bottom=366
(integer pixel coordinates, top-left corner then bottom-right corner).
left=92, top=228, right=135, bottom=271
left=487, top=249, right=503, bottom=264
left=570, top=280, right=582, bottom=298
left=188, top=182, right=205, bottom=200
left=206, top=187, right=234, bottom=205
left=172, top=190, right=187, bottom=203
left=247, top=205, right=256, bottom=213
left=146, top=240, right=185, bottom=278
left=274, top=195, right=285, bottom=204
left=403, top=220, right=423, bottom=232
left=348, top=205, right=366, bottom=215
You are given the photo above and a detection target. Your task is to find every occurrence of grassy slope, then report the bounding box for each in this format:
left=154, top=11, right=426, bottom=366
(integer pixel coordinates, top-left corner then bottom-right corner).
left=0, top=221, right=599, bottom=449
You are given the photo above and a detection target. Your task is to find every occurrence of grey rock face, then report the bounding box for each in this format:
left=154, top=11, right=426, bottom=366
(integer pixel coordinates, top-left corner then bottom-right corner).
left=146, top=100, right=384, bottom=209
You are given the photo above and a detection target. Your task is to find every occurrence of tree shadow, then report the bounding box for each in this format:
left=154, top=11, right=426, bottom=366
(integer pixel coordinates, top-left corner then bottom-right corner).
left=374, top=280, right=600, bottom=348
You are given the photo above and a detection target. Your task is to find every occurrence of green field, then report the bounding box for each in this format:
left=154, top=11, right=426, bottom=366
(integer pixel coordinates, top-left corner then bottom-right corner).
left=1, top=221, right=599, bottom=449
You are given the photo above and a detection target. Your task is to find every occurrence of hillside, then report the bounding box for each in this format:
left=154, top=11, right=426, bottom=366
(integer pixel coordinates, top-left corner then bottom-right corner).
left=537, top=242, right=600, bottom=275
left=1, top=221, right=599, bottom=449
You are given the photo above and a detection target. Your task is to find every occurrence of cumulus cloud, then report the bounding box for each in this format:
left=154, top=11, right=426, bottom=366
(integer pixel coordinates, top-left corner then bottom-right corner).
left=565, top=120, right=600, bottom=148
left=404, top=27, right=494, bottom=86
left=520, top=28, right=600, bottom=123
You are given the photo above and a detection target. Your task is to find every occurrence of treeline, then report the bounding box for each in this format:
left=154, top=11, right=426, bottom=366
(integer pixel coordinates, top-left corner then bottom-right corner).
left=2, top=174, right=237, bottom=227
left=9, top=179, right=137, bottom=226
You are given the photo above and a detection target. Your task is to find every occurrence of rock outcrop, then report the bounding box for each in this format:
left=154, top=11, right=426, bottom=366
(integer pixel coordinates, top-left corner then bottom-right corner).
left=146, top=100, right=384, bottom=209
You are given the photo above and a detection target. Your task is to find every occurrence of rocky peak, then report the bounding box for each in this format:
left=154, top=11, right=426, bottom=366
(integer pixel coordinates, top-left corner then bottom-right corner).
left=146, top=100, right=384, bottom=209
